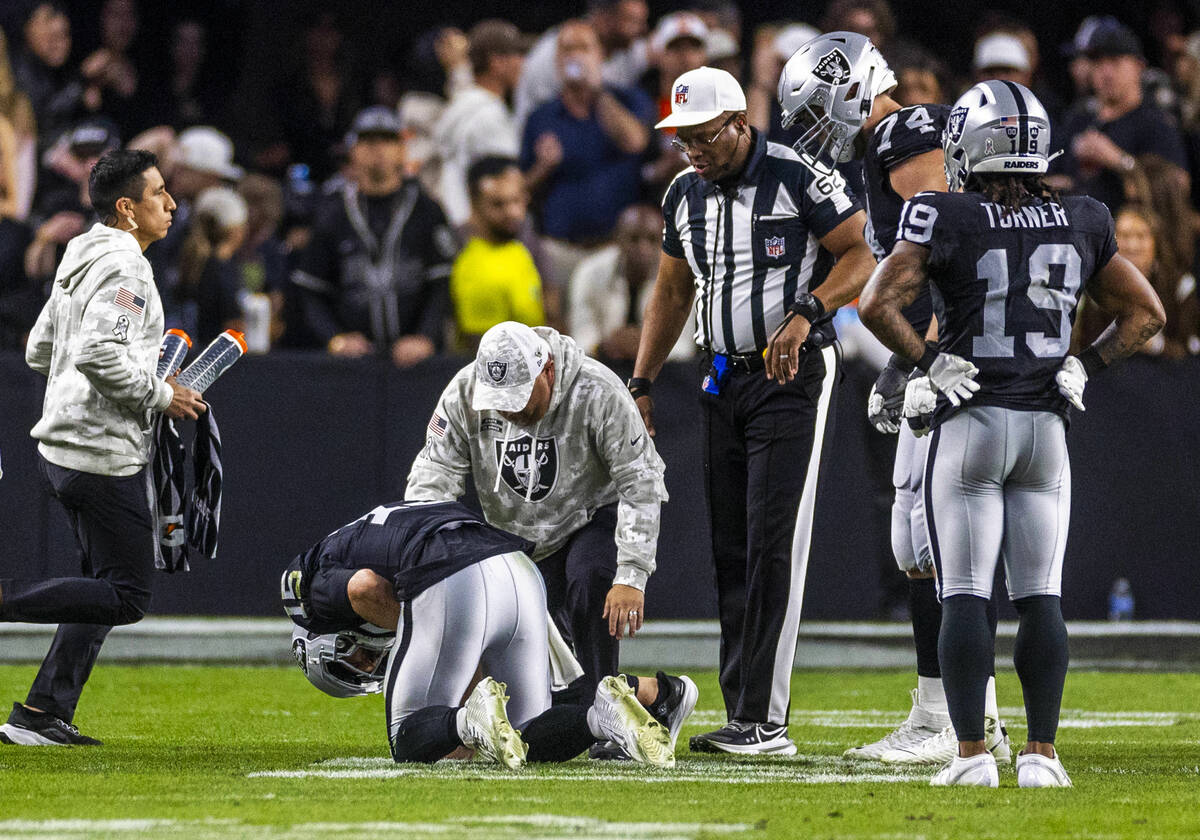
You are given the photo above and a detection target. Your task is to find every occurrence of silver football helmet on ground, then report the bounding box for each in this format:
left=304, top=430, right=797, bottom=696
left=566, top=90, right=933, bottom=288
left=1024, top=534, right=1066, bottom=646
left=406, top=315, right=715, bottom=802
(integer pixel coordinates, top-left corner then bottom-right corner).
left=778, top=31, right=897, bottom=172
left=943, top=80, right=1053, bottom=192
left=291, top=624, right=394, bottom=698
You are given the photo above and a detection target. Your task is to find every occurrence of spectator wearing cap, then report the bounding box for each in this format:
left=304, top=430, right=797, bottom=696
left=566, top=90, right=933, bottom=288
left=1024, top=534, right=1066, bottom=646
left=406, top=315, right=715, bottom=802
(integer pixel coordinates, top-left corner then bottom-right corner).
left=450, top=156, right=544, bottom=353
left=640, top=13, right=709, bottom=196
left=514, top=0, right=650, bottom=130
left=567, top=202, right=693, bottom=365
left=973, top=32, right=1033, bottom=87
left=407, top=319, right=668, bottom=703
left=521, top=20, right=654, bottom=317
left=179, top=186, right=249, bottom=344
left=149, top=126, right=244, bottom=332
left=1052, top=20, right=1189, bottom=214
left=24, top=119, right=121, bottom=287
left=291, top=106, right=457, bottom=366
left=433, top=20, right=530, bottom=229
left=747, top=23, right=819, bottom=145
left=703, top=27, right=742, bottom=81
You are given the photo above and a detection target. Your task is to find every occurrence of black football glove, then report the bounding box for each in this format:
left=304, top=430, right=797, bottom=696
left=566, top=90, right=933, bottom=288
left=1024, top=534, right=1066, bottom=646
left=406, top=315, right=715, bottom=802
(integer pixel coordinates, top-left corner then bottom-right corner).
left=866, top=354, right=915, bottom=434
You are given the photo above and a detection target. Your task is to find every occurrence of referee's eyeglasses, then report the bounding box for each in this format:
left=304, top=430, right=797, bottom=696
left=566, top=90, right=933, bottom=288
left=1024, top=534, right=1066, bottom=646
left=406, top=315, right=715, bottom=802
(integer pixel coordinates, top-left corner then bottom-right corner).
left=671, top=114, right=737, bottom=153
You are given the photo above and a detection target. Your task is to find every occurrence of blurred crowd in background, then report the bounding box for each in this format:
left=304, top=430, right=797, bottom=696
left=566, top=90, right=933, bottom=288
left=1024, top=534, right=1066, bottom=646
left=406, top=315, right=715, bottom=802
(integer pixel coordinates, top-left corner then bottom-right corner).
left=1, top=0, right=1199, bottom=365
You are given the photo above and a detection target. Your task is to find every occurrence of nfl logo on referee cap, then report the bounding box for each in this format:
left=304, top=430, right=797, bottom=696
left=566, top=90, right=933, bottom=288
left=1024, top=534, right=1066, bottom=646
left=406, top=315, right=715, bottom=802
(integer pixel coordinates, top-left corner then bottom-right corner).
left=675, top=84, right=689, bottom=105
left=765, top=236, right=785, bottom=258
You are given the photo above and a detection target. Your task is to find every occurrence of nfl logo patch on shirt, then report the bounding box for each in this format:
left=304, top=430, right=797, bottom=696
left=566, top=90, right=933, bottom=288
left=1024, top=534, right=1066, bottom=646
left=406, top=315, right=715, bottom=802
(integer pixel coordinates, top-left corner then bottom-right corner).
left=765, top=236, right=786, bottom=258
left=674, top=84, right=689, bottom=105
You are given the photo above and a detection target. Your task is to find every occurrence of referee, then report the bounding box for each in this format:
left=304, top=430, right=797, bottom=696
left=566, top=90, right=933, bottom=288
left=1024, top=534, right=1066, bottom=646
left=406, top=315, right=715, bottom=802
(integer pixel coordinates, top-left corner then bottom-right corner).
left=631, top=67, right=875, bottom=755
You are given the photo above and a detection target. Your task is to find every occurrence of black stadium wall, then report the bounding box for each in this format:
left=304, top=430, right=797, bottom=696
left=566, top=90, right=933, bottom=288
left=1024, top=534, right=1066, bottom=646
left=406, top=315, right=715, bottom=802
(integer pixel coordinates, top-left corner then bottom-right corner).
left=1, top=351, right=1197, bottom=621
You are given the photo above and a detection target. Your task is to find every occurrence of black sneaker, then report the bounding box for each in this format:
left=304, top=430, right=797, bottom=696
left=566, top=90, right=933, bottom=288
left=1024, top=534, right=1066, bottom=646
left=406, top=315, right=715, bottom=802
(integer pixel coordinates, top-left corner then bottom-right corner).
left=646, top=671, right=698, bottom=750
left=588, top=739, right=633, bottom=761
left=689, top=720, right=796, bottom=755
left=0, top=702, right=102, bottom=746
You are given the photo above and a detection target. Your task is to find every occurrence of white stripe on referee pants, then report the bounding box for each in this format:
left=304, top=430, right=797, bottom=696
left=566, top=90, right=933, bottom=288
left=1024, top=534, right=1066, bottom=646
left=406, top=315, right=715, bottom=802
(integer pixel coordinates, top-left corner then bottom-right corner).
left=768, top=342, right=838, bottom=725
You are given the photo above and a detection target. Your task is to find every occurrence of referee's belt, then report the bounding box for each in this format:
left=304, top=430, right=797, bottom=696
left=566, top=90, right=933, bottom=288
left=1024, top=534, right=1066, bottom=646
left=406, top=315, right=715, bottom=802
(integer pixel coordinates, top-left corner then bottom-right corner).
left=709, top=351, right=765, bottom=372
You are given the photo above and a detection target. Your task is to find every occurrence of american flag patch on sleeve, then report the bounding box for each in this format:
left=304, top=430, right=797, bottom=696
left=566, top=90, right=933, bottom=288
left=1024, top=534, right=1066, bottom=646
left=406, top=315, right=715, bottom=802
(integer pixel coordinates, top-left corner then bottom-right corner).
left=427, top=413, right=448, bottom=438
left=115, top=286, right=146, bottom=315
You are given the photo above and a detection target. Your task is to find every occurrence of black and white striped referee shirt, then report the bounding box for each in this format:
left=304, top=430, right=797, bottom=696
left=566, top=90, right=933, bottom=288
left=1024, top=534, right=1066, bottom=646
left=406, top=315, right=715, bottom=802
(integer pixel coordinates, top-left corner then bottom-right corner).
left=661, top=130, right=862, bottom=355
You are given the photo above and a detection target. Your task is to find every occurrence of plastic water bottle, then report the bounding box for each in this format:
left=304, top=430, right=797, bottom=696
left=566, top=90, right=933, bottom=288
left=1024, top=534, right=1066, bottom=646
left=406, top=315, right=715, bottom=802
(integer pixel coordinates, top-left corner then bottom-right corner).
left=177, top=329, right=247, bottom=393
left=156, top=328, right=192, bottom=380
left=1108, top=578, right=1135, bottom=622
left=239, top=292, right=271, bottom=354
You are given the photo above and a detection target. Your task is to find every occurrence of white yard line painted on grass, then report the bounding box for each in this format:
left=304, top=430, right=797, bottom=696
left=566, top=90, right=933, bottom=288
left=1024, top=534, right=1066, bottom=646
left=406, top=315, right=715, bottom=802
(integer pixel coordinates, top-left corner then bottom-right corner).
left=248, top=755, right=929, bottom=785
left=0, top=816, right=756, bottom=840
left=685, top=708, right=1200, bottom=729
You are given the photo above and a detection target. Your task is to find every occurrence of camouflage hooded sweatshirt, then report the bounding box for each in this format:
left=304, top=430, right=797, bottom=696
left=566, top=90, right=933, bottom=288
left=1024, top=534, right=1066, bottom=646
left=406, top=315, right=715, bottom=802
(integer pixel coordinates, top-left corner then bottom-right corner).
left=26, top=223, right=173, bottom=476
left=406, top=327, right=667, bottom=591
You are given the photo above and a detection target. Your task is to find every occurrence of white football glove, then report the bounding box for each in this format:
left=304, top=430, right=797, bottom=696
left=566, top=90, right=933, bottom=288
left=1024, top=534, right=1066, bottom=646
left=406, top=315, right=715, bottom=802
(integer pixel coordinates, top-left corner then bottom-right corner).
left=1055, top=354, right=1088, bottom=411
left=903, top=375, right=938, bottom=437
left=927, top=352, right=980, bottom=407
left=867, top=384, right=899, bottom=434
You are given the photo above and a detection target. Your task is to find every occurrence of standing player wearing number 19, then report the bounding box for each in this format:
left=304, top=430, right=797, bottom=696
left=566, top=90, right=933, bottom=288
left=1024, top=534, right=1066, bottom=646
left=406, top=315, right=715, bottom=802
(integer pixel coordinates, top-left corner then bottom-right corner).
left=778, top=32, right=1010, bottom=765
left=859, top=80, right=1165, bottom=787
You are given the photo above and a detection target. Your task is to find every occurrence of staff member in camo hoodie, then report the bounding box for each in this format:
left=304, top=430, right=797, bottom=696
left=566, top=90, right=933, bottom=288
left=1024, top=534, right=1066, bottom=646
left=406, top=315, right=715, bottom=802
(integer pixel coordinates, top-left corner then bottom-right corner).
left=0, top=149, right=205, bottom=747
left=406, top=320, right=667, bottom=697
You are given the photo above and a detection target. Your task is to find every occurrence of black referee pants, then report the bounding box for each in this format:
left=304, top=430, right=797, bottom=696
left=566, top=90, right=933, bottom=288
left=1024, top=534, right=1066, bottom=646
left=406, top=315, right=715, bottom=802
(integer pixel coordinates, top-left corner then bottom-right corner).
left=0, top=458, right=155, bottom=722
left=703, top=344, right=839, bottom=727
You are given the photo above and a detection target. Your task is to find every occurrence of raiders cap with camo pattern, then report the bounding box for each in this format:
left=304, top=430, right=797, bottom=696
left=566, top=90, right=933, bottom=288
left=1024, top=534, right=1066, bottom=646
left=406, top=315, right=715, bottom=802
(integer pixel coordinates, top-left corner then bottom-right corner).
left=472, top=322, right=551, bottom=413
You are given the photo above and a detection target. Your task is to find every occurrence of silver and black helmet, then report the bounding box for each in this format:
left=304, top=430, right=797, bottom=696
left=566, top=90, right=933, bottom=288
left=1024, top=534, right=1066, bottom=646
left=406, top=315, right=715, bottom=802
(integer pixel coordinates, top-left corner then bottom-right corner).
left=777, top=31, right=897, bottom=172
left=944, top=80, right=1053, bottom=192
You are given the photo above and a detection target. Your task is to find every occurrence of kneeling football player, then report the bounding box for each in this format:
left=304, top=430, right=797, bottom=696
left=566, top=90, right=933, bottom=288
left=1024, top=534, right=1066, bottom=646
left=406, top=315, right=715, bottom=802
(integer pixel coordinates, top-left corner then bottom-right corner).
left=281, top=499, right=697, bottom=768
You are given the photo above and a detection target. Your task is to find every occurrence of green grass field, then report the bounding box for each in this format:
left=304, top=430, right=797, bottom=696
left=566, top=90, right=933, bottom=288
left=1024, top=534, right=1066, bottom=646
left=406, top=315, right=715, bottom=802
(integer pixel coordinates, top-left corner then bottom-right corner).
left=1, top=665, right=1198, bottom=839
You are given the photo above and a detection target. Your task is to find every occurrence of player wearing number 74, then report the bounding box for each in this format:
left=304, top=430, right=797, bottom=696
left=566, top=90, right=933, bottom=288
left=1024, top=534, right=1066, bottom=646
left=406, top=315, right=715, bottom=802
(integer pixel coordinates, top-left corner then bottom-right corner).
left=859, top=80, right=1164, bottom=788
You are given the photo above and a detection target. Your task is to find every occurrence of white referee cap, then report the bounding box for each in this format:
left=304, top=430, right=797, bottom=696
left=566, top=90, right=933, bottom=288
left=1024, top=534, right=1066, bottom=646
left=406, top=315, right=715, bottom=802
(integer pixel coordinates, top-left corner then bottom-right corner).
left=655, top=66, right=747, bottom=129
left=472, top=322, right=551, bottom=413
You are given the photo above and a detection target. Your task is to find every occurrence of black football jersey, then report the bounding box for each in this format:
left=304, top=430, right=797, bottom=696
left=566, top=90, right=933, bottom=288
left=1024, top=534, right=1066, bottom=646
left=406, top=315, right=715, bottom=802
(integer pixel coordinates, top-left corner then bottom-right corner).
left=895, top=191, right=1118, bottom=423
left=863, top=104, right=949, bottom=334
left=285, top=500, right=534, bottom=631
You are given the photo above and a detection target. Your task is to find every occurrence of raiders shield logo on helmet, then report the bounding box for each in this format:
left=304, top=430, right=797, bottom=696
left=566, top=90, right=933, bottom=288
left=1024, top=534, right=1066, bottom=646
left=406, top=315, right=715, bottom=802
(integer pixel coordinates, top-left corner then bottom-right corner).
left=813, top=49, right=852, bottom=85
left=947, top=106, right=969, bottom=144
left=495, top=435, right=558, bottom=502
left=486, top=360, right=508, bottom=383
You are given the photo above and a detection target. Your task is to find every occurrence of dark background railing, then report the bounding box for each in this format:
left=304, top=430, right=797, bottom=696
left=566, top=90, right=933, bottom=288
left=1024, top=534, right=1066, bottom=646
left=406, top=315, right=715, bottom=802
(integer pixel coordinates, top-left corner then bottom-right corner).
left=1, top=352, right=1197, bottom=621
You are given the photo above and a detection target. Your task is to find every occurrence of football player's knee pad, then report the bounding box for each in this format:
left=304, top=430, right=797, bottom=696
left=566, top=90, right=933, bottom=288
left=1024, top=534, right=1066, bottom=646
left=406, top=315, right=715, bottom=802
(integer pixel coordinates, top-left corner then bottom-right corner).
left=891, top=489, right=919, bottom=572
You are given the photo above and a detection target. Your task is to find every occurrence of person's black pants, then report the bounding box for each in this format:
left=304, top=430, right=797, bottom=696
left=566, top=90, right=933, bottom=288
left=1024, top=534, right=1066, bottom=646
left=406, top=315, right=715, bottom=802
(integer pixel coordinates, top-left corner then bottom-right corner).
left=0, top=458, right=155, bottom=721
left=536, top=503, right=619, bottom=696
left=702, top=345, right=838, bottom=726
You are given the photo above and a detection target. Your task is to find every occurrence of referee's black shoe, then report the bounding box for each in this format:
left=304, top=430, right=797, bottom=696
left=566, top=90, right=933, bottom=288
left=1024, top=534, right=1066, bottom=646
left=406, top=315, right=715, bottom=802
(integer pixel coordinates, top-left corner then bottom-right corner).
left=689, top=721, right=797, bottom=756
left=0, top=702, right=102, bottom=746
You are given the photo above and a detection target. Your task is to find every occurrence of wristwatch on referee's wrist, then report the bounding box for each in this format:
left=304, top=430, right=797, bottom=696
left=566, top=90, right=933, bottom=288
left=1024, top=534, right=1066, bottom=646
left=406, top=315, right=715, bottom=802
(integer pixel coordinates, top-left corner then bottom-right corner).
left=789, top=292, right=826, bottom=325
left=627, top=377, right=652, bottom=400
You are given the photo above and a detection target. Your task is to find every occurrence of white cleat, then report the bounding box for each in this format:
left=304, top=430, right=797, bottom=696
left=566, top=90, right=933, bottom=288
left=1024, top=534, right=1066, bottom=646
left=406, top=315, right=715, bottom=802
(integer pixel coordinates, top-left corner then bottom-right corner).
left=931, top=752, right=1000, bottom=787
left=1017, top=752, right=1073, bottom=788
left=460, top=677, right=527, bottom=769
left=593, top=675, right=674, bottom=768
left=881, top=714, right=1011, bottom=765
left=844, top=688, right=950, bottom=760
